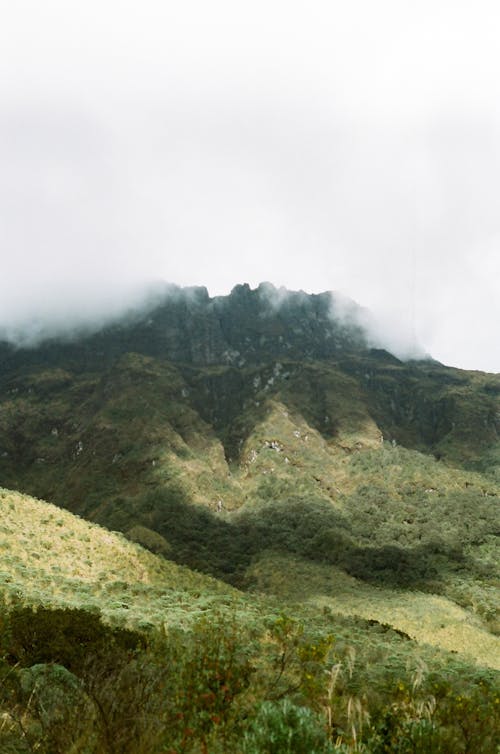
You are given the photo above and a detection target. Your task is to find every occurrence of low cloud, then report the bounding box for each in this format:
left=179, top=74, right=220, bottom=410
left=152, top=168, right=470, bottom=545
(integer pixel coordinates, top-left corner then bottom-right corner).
left=1, top=278, right=428, bottom=365
left=0, top=279, right=172, bottom=348
left=253, top=283, right=428, bottom=362
left=1, top=3, right=500, bottom=370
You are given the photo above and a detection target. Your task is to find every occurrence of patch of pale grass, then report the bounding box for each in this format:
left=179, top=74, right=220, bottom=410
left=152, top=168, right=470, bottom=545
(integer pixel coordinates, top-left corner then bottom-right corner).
left=0, top=487, right=238, bottom=629
left=247, top=552, right=500, bottom=670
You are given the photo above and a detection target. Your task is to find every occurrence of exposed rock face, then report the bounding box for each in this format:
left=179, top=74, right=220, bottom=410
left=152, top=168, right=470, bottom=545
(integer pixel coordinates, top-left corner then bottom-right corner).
left=0, top=283, right=369, bottom=373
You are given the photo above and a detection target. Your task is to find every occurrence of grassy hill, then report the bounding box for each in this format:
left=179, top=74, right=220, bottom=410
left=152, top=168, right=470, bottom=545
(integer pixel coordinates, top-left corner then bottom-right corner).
left=0, top=487, right=241, bottom=631
left=0, top=486, right=498, bottom=753
left=1, top=484, right=497, bottom=669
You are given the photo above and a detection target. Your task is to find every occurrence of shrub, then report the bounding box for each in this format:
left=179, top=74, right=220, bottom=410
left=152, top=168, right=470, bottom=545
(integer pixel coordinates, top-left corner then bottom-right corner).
left=243, top=699, right=333, bottom=754
left=6, top=606, right=144, bottom=674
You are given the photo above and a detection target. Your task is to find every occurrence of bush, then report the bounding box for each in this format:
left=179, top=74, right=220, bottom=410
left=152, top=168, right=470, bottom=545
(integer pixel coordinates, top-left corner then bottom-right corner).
left=6, top=606, right=144, bottom=674
left=243, top=699, right=333, bottom=754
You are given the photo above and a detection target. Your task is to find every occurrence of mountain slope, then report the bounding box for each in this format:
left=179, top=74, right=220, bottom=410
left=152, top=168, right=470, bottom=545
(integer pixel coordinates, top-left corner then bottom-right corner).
left=0, top=283, right=498, bottom=644
left=0, top=487, right=237, bottom=630
left=0, top=281, right=499, bottom=751
left=0, top=484, right=497, bottom=672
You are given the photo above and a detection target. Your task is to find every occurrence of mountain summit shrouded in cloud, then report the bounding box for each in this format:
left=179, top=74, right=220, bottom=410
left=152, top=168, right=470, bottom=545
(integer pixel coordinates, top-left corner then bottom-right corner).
left=0, top=282, right=427, bottom=364
left=1, top=2, right=500, bottom=371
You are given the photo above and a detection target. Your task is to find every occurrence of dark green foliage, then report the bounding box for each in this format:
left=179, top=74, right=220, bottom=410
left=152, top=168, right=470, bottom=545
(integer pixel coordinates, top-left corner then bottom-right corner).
left=138, top=487, right=497, bottom=595
left=6, top=606, right=143, bottom=674
left=158, top=615, right=256, bottom=751
left=242, top=699, right=334, bottom=754
left=0, top=606, right=498, bottom=754
left=16, top=663, right=94, bottom=754
left=367, top=671, right=500, bottom=754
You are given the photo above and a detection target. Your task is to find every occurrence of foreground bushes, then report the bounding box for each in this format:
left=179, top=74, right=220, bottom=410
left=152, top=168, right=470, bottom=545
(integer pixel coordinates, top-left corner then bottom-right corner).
left=0, top=606, right=498, bottom=753
left=5, top=606, right=142, bottom=673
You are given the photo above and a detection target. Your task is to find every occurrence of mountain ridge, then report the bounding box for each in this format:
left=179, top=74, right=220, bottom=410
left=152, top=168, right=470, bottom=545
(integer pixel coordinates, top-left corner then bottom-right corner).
left=0, top=282, right=374, bottom=370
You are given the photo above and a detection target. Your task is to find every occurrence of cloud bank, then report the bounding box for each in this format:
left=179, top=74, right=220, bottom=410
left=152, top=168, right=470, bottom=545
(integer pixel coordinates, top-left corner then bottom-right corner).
left=1, top=1, right=499, bottom=371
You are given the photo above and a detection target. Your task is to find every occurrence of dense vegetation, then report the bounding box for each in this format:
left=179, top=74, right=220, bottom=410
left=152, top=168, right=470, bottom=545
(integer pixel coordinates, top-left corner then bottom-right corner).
left=0, top=285, right=498, bottom=751
left=0, top=474, right=498, bottom=752
left=0, top=605, right=498, bottom=753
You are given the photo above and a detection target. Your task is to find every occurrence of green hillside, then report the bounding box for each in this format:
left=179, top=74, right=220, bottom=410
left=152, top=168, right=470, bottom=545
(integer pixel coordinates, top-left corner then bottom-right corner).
left=0, top=350, right=497, bottom=636
left=0, top=487, right=239, bottom=629
left=0, top=284, right=498, bottom=752
left=0, top=486, right=498, bottom=753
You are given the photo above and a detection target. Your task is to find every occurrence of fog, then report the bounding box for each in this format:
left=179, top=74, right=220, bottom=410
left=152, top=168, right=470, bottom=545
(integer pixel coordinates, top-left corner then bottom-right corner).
left=1, top=1, right=500, bottom=371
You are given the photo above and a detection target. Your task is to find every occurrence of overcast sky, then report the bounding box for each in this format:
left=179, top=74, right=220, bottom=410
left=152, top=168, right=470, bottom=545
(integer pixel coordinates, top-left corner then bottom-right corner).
left=1, top=1, right=499, bottom=371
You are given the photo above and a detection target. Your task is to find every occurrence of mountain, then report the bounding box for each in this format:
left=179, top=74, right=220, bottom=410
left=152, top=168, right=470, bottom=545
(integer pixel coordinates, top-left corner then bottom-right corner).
left=0, top=283, right=498, bottom=752
left=0, top=281, right=497, bottom=619
left=0, top=283, right=498, bottom=508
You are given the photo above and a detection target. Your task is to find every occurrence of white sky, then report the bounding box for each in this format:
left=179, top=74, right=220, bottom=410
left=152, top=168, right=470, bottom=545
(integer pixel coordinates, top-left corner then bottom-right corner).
left=1, top=0, right=499, bottom=371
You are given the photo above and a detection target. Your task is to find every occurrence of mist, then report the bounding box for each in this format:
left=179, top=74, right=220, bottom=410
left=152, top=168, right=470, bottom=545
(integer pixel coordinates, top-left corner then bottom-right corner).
left=1, top=1, right=500, bottom=371
left=0, top=277, right=174, bottom=348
